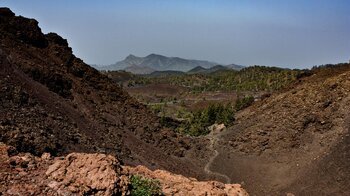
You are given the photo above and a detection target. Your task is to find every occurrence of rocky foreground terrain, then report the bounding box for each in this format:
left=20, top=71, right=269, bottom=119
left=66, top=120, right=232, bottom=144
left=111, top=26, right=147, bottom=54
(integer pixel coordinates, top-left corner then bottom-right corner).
left=0, top=143, right=248, bottom=195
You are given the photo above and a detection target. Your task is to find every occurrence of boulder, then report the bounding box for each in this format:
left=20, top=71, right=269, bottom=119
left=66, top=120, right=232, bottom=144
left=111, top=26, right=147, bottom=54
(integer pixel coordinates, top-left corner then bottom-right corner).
left=208, top=123, right=226, bottom=135
left=46, top=153, right=129, bottom=195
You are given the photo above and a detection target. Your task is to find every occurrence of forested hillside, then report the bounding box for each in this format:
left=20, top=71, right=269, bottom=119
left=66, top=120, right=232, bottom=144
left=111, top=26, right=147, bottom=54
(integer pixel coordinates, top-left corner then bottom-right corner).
left=127, top=66, right=308, bottom=92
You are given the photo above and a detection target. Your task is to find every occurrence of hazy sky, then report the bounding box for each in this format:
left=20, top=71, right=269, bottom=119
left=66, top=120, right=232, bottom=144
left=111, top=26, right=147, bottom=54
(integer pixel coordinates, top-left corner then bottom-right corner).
left=2, top=0, right=350, bottom=68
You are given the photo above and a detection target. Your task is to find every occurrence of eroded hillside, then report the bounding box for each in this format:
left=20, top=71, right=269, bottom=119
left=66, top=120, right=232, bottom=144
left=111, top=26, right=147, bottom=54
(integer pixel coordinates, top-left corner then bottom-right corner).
left=0, top=8, right=205, bottom=178
left=200, top=64, right=350, bottom=195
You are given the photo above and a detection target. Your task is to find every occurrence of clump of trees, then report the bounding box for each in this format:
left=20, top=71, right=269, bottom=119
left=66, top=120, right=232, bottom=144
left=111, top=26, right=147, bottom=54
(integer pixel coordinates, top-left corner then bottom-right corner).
left=235, top=96, right=254, bottom=111
left=161, top=96, right=255, bottom=136
left=176, top=103, right=235, bottom=136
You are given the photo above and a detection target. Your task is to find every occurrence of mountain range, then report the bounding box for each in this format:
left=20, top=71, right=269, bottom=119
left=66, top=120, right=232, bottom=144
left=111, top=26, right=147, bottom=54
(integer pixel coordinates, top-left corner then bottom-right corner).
left=187, top=65, right=240, bottom=74
left=143, top=65, right=243, bottom=77
left=97, top=54, right=243, bottom=74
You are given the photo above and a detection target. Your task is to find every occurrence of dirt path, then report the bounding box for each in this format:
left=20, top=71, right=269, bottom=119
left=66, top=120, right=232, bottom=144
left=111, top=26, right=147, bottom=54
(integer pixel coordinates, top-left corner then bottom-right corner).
left=204, top=133, right=231, bottom=184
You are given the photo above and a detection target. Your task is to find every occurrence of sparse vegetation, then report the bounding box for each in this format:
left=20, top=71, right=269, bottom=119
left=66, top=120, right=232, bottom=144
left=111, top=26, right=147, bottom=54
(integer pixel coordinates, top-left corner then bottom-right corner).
left=130, top=175, right=163, bottom=196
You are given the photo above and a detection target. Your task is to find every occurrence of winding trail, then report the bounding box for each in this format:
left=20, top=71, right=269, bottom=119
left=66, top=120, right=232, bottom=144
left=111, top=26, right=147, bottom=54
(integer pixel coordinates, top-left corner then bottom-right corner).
left=204, top=132, right=231, bottom=184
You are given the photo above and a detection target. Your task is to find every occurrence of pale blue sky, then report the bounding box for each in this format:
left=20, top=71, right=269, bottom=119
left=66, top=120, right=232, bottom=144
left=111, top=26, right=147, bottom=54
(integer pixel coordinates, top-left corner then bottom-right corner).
left=2, top=0, right=350, bottom=68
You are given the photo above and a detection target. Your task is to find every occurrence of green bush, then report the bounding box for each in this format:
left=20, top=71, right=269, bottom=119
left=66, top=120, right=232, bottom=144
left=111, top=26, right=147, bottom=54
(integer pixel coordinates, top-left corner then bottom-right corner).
left=130, top=175, right=163, bottom=196
left=235, top=96, right=254, bottom=111
left=149, top=104, right=164, bottom=115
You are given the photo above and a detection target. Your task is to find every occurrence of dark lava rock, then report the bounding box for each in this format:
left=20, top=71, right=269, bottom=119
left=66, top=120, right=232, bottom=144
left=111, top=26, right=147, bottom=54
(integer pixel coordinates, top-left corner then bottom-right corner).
left=0, top=8, right=15, bottom=17
left=0, top=7, right=203, bottom=180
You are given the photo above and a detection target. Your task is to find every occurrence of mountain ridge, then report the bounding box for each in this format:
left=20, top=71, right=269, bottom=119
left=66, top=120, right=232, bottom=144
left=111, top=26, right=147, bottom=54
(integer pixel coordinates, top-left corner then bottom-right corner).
left=187, top=64, right=239, bottom=74
left=99, top=54, right=220, bottom=72
left=98, top=54, right=244, bottom=74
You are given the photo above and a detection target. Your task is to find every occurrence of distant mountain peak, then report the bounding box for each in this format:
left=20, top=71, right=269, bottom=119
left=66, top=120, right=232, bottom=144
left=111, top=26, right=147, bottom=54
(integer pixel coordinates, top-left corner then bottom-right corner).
left=211, top=65, right=227, bottom=69
left=99, top=54, right=240, bottom=74
left=188, top=66, right=207, bottom=73
left=125, top=54, right=139, bottom=60
left=226, top=64, right=245, bottom=70
left=147, top=53, right=163, bottom=58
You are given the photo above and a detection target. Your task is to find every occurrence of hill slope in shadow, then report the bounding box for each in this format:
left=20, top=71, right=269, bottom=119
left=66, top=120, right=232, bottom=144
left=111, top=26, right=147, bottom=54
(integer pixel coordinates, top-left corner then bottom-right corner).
left=0, top=7, right=205, bottom=178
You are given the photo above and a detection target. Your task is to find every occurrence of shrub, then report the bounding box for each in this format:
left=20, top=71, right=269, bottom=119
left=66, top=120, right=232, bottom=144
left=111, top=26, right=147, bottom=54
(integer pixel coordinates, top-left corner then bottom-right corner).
left=235, top=96, right=254, bottom=111
left=130, top=175, right=163, bottom=196
left=149, top=104, right=164, bottom=115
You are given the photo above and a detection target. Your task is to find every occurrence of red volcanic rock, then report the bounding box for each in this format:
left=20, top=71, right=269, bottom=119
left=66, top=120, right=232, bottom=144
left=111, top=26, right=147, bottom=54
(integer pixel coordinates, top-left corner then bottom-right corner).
left=126, top=165, right=249, bottom=196
left=46, top=153, right=130, bottom=195
left=1, top=142, right=249, bottom=196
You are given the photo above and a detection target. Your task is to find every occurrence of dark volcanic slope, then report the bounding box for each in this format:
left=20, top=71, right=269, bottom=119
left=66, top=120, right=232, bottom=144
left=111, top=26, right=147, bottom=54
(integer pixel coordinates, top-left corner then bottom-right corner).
left=204, top=64, right=350, bottom=195
left=0, top=8, right=204, bottom=178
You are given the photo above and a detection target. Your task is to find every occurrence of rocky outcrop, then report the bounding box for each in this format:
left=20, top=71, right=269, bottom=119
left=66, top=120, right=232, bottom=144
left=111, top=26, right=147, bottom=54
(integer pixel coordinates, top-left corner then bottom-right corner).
left=126, top=165, right=248, bottom=196
left=0, top=143, right=248, bottom=195
left=0, top=143, right=55, bottom=195
left=0, top=143, right=130, bottom=195
left=0, top=7, right=15, bottom=16
left=46, top=153, right=129, bottom=195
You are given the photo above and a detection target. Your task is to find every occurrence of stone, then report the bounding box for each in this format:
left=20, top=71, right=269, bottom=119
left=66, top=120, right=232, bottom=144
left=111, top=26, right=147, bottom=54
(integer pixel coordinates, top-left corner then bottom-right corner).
left=208, top=123, right=226, bottom=135
left=46, top=153, right=130, bottom=195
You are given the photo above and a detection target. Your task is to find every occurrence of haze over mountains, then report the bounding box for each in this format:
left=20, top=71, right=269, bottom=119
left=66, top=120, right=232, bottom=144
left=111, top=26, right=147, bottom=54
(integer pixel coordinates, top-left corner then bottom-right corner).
left=97, top=54, right=243, bottom=74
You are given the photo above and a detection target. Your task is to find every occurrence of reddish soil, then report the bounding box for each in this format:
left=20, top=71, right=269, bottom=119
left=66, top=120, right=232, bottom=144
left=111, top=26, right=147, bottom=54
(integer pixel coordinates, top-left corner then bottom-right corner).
left=127, top=83, right=187, bottom=103
left=127, top=84, right=240, bottom=113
